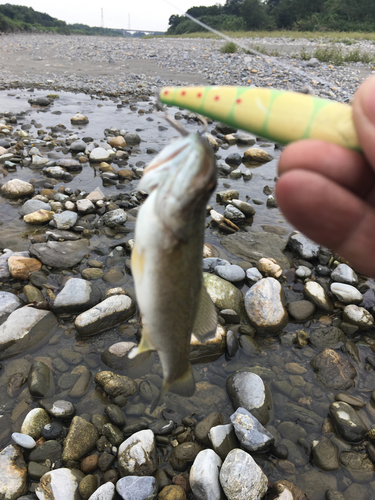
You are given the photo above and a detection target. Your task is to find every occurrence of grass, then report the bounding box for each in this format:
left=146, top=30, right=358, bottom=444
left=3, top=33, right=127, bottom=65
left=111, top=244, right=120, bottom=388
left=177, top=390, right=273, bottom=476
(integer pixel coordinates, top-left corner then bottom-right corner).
left=309, top=46, right=374, bottom=65
left=220, top=41, right=238, bottom=53
left=159, top=30, right=375, bottom=43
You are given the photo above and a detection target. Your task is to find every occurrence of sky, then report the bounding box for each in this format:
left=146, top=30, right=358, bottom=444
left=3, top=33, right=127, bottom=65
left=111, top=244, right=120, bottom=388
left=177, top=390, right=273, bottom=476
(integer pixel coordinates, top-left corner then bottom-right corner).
left=2, top=0, right=224, bottom=32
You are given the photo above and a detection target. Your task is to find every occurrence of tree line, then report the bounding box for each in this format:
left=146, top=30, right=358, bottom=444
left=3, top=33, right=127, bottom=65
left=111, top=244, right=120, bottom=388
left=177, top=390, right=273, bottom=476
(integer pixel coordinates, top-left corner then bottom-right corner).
left=167, top=0, right=375, bottom=34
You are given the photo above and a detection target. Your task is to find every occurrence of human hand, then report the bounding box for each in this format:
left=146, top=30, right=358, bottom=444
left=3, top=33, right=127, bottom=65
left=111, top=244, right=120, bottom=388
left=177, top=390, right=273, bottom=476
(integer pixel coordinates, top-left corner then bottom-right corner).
left=275, top=75, right=375, bottom=277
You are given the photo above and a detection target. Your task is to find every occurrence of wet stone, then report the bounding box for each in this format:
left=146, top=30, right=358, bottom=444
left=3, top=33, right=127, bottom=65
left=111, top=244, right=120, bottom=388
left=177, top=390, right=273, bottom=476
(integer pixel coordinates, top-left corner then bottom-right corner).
left=159, top=485, right=186, bottom=500
left=41, top=421, right=64, bottom=440
left=102, top=423, right=124, bottom=446
left=41, top=400, right=76, bottom=419
left=266, top=480, right=308, bottom=500
left=339, top=452, right=375, bottom=482
left=304, top=281, right=333, bottom=312
left=310, top=348, right=356, bottom=390
left=195, top=413, right=224, bottom=447
left=245, top=277, right=288, bottom=335
left=95, top=371, right=138, bottom=399
left=20, top=408, right=50, bottom=439
left=35, top=468, right=84, bottom=500
left=226, top=370, right=271, bottom=425
left=309, top=326, right=346, bottom=348
left=208, top=423, right=239, bottom=460
left=28, top=360, right=55, bottom=398
left=88, top=482, right=115, bottom=500
left=312, top=437, right=340, bottom=471
left=288, top=233, right=320, bottom=259
left=62, top=415, right=99, bottom=462
left=230, top=407, right=274, bottom=452
left=169, top=442, right=203, bottom=472
left=28, top=440, right=62, bottom=463
left=11, top=432, right=36, bottom=449
left=330, top=283, right=363, bottom=304
left=330, top=401, right=368, bottom=442
left=343, top=305, right=374, bottom=330
left=53, top=278, right=102, bottom=314
left=215, top=264, right=245, bottom=283
left=0, top=445, right=28, bottom=500
left=331, top=264, right=358, bottom=285
left=79, top=474, right=97, bottom=500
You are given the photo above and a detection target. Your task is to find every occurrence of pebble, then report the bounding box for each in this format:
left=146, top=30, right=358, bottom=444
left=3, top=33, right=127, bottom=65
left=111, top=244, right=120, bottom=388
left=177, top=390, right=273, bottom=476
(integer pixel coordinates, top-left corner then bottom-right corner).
left=230, top=407, right=274, bottom=452
left=190, top=449, right=223, bottom=500
left=11, top=432, right=36, bottom=449
left=215, top=264, right=245, bottom=282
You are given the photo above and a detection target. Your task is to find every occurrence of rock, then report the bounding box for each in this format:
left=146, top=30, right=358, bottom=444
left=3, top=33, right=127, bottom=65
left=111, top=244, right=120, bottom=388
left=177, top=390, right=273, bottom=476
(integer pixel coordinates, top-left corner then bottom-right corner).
left=0, top=445, right=28, bottom=500
left=330, top=283, right=363, bottom=304
left=124, top=132, right=141, bottom=145
left=242, top=147, right=273, bottom=163
left=190, top=449, right=224, bottom=500
left=309, top=326, right=346, bottom=348
left=95, top=371, right=138, bottom=398
left=190, top=325, right=226, bottom=363
left=304, top=281, right=334, bottom=311
left=170, top=442, right=203, bottom=472
left=245, top=278, right=288, bottom=335
left=86, top=187, right=105, bottom=202
left=75, top=295, right=135, bottom=336
left=343, top=305, right=374, bottom=330
left=102, top=209, right=127, bottom=227
left=230, top=407, right=274, bottom=452
left=195, top=413, right=224, bottom=447
left=88, top=482, right=115, bottom=500
left=229, top=199, right=255, bottom=217
left=245, top=268, right=263, bottom=284
left=0, top=307, right=58, bottom=360
left=219, top=449, right=267, bottom=500
left=118, top=430, right=157, bottom=477
left=1, top=179, right=34, bottom=198
left=116, top=476, right=158, bottom=500
left=71, top=113, right=89, bottom=125
left=265, top=480, right=308, bottom=500
left=24, top=209, right=54, bottom=225
left=110, top=136, right=126, bottom=148
left=208, top=424, right=239, bottom=460
left=90, top=147, right=114, bottom=162
left=258, top=258, right=282, bottom=278
left=35, top=468, right=84, bottom=500
left=53, top=211, right=78, bottom=230
left=329, top=401, right=368, bottom=442
left=296, top=470, right=337, bottom=500
left=331, top=264, right=358, bottom=285
left=159, top=486, right=186, bottom=500
left=226, top=370, right=271, bottom=425
left=30, top=239, right=90, bottom=268
left=295, top=265, right=312, bottom=279
left=11, top=433, right=36, bottom=449
left=340, top=452, right=374, bottom=482
left=62, top=416, right=99, bottom=462
left=7, top=256, right=42, bottom=280
left=28, top=361, right=55, bottom=398
left=28, top=440, right=62, bottom=463
left=53, top=278, right=101, bottom=314
left=224, top=205, right=245, bottom=222
left=278, top=403, right=323, bottom=428
left=69, top=139, right=87, bottom=152
left=310, top=348, right=356, bottom=390
left=288, top=233, right=320, bottom=259
left=19, top=199, right=51, bottom=216
left=203, top=273, right=245, bottom=318
left=101, top=341, right=152, bottom=371
left=312, top=437, right=340, bottom=471
left=43, top=166, right=71, bottom=180
left=0, top=291, right=23, bottom=325
left=221, top=231, right=290, bottom=269
left=288, top=300, right=315, bottom=321
left=20, top=408, right=50, bottom=439
left=215, top=265, right=245, bottom=283
left=76, top=199, right=96, bottom=214
left=203, top=258, right=230, bottom=273
left=79, top=475, right=97, bottom=500
left=23, top=284, right=44, bottom=303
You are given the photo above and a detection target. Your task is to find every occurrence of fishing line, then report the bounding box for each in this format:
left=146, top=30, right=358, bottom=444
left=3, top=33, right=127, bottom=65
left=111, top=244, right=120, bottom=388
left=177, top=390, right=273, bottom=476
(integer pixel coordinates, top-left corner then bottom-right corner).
left=160, top=0, right=333, bottom=88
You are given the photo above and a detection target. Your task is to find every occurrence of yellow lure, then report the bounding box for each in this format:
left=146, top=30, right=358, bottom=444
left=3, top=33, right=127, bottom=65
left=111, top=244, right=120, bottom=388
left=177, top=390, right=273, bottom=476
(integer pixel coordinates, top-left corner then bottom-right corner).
left=159, top=86, right=361, bottom=152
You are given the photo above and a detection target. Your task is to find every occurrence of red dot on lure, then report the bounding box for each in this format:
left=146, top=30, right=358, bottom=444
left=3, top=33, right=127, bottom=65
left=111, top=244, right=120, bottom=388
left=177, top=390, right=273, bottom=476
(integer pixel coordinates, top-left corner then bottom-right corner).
left=214, top=96, right=220, bottom=101
left=236, top=99, right=242, bottom=104
left=181, top=91, right=186, bottom=96
left=197, top=93, right=202, bottom=98
left=163, top=91, right=169, bottom=95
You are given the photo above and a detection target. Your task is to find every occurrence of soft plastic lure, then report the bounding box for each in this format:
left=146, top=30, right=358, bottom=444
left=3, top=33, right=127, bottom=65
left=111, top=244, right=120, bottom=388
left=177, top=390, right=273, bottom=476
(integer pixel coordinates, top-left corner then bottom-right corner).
left=159, top=86, right=361, bottom=152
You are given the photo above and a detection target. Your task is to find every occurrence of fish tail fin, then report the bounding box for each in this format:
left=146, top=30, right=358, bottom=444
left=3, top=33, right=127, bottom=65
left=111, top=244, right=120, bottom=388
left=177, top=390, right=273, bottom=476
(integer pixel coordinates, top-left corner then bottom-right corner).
left=149, top=366, right=196, bottom=413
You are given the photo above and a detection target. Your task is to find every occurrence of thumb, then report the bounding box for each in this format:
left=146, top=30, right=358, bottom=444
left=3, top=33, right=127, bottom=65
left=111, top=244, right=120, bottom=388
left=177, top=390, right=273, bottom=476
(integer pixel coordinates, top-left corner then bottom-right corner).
left=353, top=75, right=375, bottom=168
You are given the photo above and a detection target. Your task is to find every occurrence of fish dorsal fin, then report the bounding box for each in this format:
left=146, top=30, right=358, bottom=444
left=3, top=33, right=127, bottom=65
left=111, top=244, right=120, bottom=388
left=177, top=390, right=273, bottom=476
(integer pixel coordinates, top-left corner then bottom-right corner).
left=192, top=282, right=218, bottom=342
left=128, top=326, right=155, bottom=359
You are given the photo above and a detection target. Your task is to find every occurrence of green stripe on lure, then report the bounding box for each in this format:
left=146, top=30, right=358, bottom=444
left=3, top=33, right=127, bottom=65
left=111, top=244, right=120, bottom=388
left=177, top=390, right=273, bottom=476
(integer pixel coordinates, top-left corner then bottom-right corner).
left=159, top=86, right=361, bottom=152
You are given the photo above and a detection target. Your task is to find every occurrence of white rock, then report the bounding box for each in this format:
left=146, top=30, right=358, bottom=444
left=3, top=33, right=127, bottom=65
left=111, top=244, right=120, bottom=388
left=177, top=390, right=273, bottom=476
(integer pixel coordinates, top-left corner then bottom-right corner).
left=0, top=445, right=28, bottom=499
left=190, top=449, right=224, bottom=500
left=215, top=264, right=245, bottom=283
left=208, top=424, right=238, bottom=460
left=245, top=268, right=263, bottom=284
left=331, top=263, right=358, bottom=286
left=343, top=305, right=374, bottom=330
left=117, top=429, right=157, bottom=477
left=288, top=233, right=320, bottom=259
left=330, top=283, right=363, bottom=305
left=90, top=147, right=114, bottom=162
left=35, top=468, right=84, bottom=500
left=44, top=166, right=69, bottom=179
left=76, top=199, right=95, bottom=213
left=75, top=295, right=135, bottom=336
left=0, top=291, right=23, bottom=325
left=11, top=432, right=36, bottom=449
left=224, top=205, right=245, bottom=221
left=53, top=211, right=78, bottom=230
left=295, top=265, right=312, bottom=279
left=88, top=482, right=115, bottom=500
left=304, top=281, right=333, bottom=312
left=86, top=187, right=105, bottom=202
left=1, top=179, right=34, bottom=198
left=230, top=407, right=274, bottom=453
left=219, top=449, right=268, bottom=500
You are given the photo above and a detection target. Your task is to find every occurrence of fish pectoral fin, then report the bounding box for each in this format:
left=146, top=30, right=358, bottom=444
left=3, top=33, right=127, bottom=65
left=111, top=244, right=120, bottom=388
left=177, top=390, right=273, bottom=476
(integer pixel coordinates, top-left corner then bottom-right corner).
left=130, top=243, right=145, bottom=280
left=128, top=326, right=155, bottom=359
left=192, top=282, right=218, bottom=342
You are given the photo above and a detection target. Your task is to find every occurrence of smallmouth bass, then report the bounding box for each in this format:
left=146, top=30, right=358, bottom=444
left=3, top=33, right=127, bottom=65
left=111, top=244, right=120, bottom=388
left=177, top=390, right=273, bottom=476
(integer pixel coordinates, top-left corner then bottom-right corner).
left=130, top=129, right=218, bottom=411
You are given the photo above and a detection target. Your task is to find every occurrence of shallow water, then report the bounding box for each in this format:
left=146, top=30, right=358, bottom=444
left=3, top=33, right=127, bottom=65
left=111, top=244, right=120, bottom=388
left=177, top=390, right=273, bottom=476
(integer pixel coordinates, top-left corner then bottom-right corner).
left=1, top=89, right=375, bottom=500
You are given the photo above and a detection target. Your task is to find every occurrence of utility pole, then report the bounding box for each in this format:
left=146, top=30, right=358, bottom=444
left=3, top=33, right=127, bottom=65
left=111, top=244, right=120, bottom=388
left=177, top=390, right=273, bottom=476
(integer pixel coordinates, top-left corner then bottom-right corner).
left=101, top=8, right=104, bottom=28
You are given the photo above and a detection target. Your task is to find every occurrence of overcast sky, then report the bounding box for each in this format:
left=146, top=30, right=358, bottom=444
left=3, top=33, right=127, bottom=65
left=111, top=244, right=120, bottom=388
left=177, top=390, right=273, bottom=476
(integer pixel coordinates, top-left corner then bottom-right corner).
left=3, top=0, right=224, bottom=32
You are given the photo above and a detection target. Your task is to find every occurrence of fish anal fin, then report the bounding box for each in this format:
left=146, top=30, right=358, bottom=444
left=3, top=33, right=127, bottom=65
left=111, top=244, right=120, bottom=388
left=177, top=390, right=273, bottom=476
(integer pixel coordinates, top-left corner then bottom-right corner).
left=128, top=326, right=155, bottom=359
left=192, top=282, right=218, bottom=342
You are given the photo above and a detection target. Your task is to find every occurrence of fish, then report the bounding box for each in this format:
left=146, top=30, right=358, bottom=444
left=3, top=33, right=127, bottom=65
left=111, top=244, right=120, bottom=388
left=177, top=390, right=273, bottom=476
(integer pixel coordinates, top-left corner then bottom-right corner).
left=129, top=125, right=218, bottom=411
left=159, top=86, right=361, bottom=151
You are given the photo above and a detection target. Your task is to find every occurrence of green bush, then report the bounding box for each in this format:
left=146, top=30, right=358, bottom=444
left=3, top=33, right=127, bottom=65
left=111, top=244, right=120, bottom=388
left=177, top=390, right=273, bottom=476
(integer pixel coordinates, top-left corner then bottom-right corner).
left=221, top=41, right=238, bottom=53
